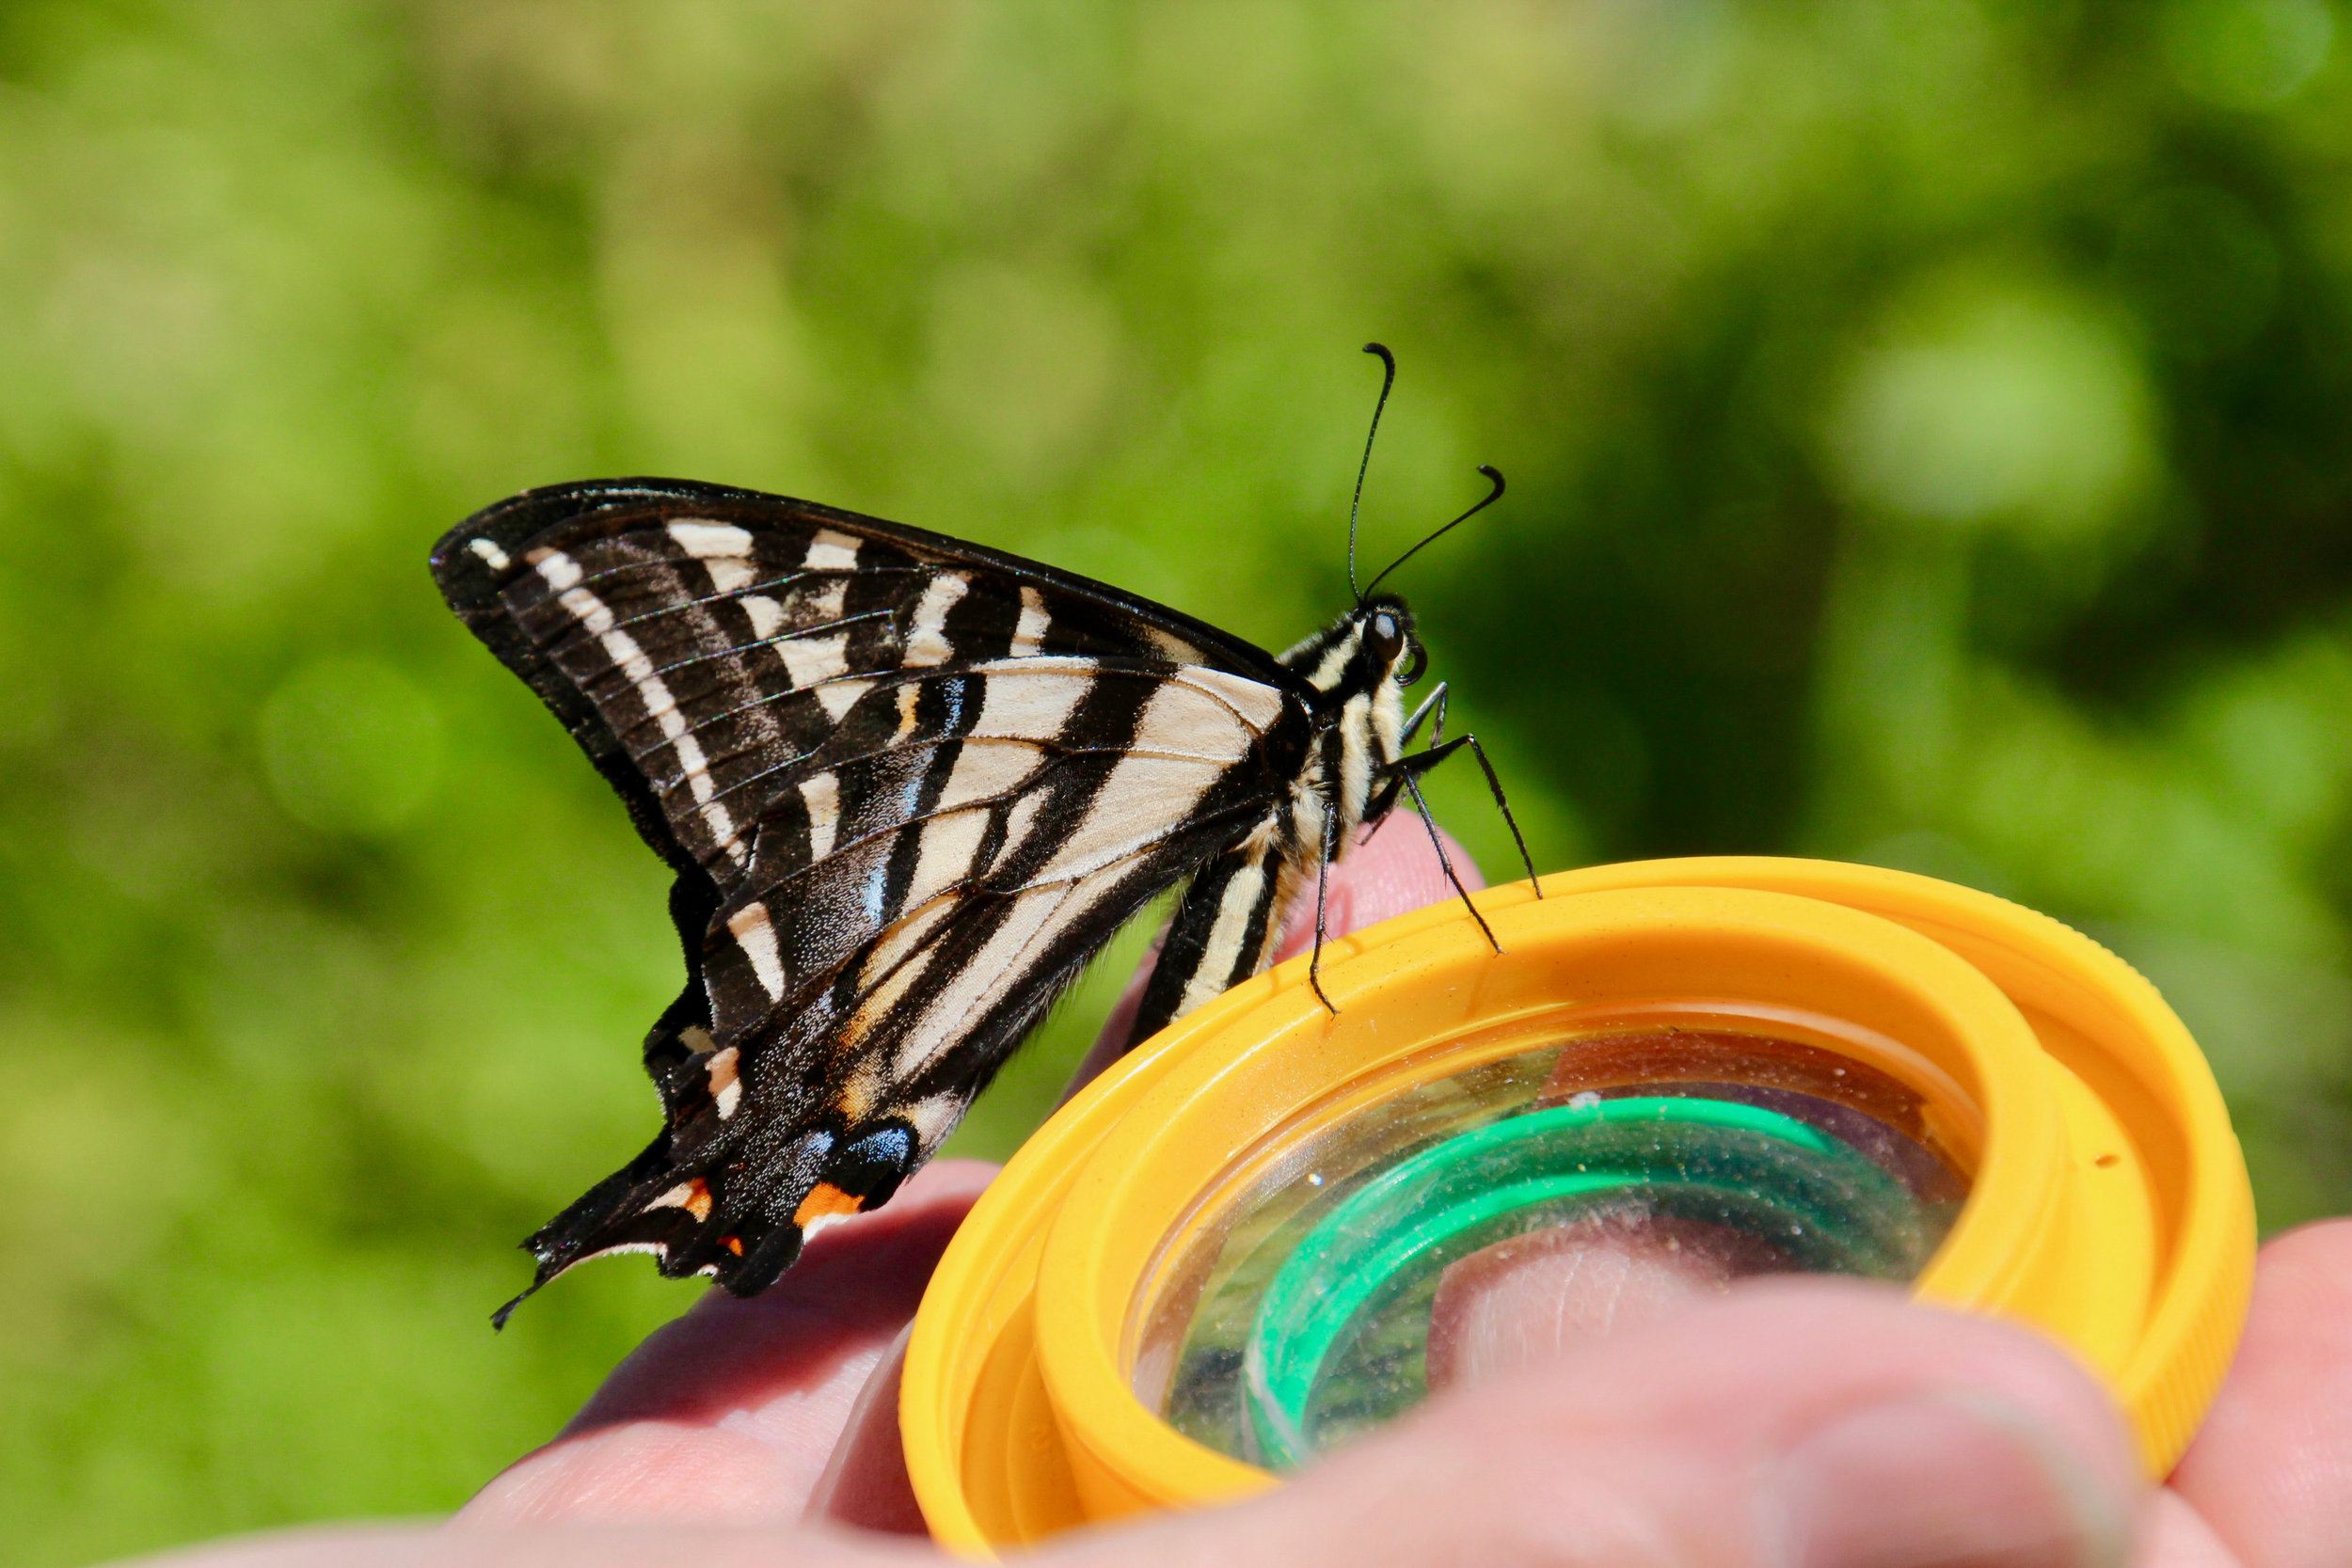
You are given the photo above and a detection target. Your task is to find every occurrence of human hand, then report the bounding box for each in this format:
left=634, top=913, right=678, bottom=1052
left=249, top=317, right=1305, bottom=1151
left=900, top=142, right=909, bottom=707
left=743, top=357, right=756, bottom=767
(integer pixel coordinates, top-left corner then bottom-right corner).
left=132, top=822, right=2352, bottom=1568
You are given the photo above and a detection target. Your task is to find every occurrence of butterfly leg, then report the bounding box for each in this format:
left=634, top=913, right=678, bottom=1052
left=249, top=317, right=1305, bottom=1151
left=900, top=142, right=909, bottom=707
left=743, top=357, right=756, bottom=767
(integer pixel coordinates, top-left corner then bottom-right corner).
left=1397, top=680, right=1450, bottom=751
left=1457, top=731, right=1542, bottom=895
left=1385, top=735, right=1540, bottom=889
left=1372, top=685, right=1536, bottom=950
left=1307, top=798, right=1341, bottom=1017
left=1399, top=765, right=1505, bottom=955
left=1372, top=706, right=1543, bottom=897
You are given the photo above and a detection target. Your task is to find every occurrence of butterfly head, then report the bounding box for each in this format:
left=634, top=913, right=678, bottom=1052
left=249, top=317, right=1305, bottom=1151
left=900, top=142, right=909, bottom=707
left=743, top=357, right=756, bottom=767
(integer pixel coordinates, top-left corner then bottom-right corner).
left=1280, top=593, right=1421, bottom=702
left=1362, top=596, right=1427, bottom=689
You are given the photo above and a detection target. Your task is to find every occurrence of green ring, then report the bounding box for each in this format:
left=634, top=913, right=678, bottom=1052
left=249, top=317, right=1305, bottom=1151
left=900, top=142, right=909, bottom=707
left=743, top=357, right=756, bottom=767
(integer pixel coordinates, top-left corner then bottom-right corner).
left=1241, top=1096, right=1924, bottom=1467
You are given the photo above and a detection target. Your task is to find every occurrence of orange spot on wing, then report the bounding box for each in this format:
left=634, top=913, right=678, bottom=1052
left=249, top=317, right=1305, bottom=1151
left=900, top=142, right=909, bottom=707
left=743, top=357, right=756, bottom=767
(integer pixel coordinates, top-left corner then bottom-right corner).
left=793, top=1181, right=864, bottom=1227
left=723, top=1235, right=743, bottom=1257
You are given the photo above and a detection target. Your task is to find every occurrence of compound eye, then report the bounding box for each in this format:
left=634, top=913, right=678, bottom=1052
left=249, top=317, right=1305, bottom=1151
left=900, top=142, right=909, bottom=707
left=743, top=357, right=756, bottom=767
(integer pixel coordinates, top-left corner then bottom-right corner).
left=1397, top=641, right=1427, bottom=688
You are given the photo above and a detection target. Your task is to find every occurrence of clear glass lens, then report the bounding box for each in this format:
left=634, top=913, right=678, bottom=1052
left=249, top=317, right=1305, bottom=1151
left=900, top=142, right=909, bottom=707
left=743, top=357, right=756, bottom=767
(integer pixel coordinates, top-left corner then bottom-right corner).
left=1128, top=1012, right=1974, bottom=1468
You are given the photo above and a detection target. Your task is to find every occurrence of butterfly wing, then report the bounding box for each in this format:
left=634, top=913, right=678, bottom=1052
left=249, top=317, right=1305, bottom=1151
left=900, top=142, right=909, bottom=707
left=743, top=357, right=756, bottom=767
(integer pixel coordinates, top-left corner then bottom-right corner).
left=431, top=480, right=1311, bottom=1311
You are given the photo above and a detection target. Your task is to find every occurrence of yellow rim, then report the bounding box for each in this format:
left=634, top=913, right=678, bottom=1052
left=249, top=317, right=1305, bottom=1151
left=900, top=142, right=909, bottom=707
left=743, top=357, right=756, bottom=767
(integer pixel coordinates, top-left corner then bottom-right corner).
left=902, top=859, right=2256, bottom=1556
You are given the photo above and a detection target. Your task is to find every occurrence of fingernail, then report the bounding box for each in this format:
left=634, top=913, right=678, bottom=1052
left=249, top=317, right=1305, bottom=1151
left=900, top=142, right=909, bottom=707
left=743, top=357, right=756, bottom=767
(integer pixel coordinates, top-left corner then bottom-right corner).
left=1759, top=1392, right=2134, bottom=1568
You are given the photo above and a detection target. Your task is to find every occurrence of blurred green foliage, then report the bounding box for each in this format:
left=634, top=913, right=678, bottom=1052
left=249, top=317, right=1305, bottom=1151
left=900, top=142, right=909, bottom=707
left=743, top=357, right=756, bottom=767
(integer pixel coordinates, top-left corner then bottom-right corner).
left=2, top=0, right=2349, bottom=1560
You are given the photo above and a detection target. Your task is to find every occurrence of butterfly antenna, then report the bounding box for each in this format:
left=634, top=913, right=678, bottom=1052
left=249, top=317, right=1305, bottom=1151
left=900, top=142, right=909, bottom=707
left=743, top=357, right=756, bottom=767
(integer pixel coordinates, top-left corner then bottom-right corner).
left=1361, top=465, right=1505, bottom=598
left=1348, top=342, right=1398, bottom=602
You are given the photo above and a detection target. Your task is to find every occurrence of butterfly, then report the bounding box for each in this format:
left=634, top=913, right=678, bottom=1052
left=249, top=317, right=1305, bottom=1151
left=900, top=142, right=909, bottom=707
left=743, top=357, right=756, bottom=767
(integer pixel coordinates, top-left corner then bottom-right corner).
left=431, top=346, right=1534, bottom=1325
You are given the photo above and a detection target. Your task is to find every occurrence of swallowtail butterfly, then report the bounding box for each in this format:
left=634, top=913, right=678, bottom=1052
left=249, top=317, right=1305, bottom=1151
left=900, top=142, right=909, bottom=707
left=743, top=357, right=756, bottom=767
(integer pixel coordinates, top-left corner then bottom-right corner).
left=433, top=347, right=1534, bottom=1325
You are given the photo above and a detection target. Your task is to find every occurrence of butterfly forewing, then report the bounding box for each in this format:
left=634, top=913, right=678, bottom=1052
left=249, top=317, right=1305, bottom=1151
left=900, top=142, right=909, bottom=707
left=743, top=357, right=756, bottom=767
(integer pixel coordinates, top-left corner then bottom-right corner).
left=432, top=481, right=1324, bottom=1313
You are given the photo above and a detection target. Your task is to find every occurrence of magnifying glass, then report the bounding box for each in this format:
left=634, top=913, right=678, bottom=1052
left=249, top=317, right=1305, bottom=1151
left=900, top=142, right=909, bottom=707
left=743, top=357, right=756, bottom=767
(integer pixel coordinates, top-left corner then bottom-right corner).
left=1185, top=1032, right=1963, bottom=1468
left=901, top=857, right=2255, bottom=1558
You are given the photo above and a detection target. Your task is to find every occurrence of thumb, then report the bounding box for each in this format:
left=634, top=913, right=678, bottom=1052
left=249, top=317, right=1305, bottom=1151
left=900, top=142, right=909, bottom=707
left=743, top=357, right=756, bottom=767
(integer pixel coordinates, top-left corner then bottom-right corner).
left=1047, top=1281, right=2140, bottom=1568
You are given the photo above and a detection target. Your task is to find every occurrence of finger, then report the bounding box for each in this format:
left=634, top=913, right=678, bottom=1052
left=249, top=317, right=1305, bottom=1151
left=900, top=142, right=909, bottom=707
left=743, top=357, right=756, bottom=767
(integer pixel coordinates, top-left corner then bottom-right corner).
left=119, top=1522, right=913, bottom=1568
left=802, top=1324, right=924, bottom=1534
left=1270, top=810, right=1488, bottom=966
left=1047, top=1281, right=2141, bottom=1568
left=123, top=1285, right=2138, bottom=1568
left=1427, top=1213, right=1787, bottom=1390
left=2146, top=1492, right=2248, bottom=1568
left=1072, top=815, right=1485, bottom=1095
left=2166, top=1218, right=2352, bottom=1568
left=455, top=1159, right=996, bottom=1528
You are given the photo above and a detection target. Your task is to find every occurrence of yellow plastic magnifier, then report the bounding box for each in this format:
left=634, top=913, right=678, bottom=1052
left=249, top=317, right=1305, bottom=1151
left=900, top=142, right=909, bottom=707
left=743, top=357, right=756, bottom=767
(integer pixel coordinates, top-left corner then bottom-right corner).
left=901, top=858, right=2257, bottom=1557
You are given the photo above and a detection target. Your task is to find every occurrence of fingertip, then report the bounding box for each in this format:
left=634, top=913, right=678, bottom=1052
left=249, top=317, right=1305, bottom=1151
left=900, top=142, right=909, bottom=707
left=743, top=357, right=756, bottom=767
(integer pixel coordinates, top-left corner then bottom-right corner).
left=2167, top=1216, right=2352, bottom=1563
left=1689, top=1281, right=2138, bottom=1491
left=2246, top=1212, right=2352, bottom=1287
left=1271, top=816, right=1485, bottom=963
left=1346, top=811, right=1488, bottom=909
left=1760, top=1387, right=2137, bottom=1568
left=1090, top=1282, right=2141, bottom=1568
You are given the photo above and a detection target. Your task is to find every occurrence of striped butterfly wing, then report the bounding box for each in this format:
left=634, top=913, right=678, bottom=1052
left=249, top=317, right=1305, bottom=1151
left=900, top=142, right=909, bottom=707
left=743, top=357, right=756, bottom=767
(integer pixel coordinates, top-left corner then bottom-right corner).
left=433, top=480, right=1313, bottom=1308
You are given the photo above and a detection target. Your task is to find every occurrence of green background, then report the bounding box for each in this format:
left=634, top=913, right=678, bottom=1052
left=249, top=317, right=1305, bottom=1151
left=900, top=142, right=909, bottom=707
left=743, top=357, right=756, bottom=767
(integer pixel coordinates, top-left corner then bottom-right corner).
left=3, top=1, right=2349, bottom=1560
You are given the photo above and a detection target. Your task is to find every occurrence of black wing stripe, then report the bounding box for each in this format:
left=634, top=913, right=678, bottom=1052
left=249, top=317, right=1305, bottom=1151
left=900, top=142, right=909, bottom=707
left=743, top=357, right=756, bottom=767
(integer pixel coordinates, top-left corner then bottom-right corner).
left=823, top=738, right=1296, bottom=1098
left=696, top=657, right=1268, bottom=1041
left=580, top=556, right=924, bottom=604
left=515, top=544, right=760, bottom=869
left=993, top=673, right=1286, bottom=883
left=869, top=816, right=1259, bottom=1100
left=605, top=613, right=896, bottom=768
left=663, top=657, right=1103, bottom=810
left=575, top=585, right=1021, bottom=768
left=655, top=660, right=1247, bottom=893
left=1129, top=806, right=1297, bottom=1042
left=589, top=607, right=897, bottom=705
left=695, top=667, right=1159, bottom=1034
left=826, top=850, right=1157, bottom=1107
left=597, top=575, right=892, bottom=635
left=875, top=880, right=1093, bottom=1079
left=871, top=674, right=984, bottom=933
left=684, top=666, right=1096, bottom=837
left=551, top=604, right=869, bottom=722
